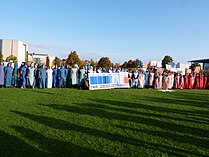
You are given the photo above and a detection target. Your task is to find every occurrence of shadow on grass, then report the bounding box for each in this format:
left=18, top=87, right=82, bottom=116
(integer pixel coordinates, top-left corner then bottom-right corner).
left=113, top=125, right=209, bottom=150
left=11, top=110, right=208, bottom=157
left=74, top=102, right=209, bottom=125
left=0, top=130, right=47, bottom=157
left=37, top=103, right=209, bottom=139
left=22, top=89, right=55, bottom=95
left=89, top=99, right=209, bottom=120
left=11, top=126, right=111, bottom=157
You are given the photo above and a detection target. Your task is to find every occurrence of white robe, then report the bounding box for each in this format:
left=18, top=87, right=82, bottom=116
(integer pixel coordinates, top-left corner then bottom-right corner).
left=47, top=68, right=53, bottom=88
left=71, top=68, right=79, bottom=85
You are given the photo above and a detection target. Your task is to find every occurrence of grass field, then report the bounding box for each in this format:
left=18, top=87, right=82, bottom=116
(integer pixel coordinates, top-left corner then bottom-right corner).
left=0, top=88, right=209, bottom=157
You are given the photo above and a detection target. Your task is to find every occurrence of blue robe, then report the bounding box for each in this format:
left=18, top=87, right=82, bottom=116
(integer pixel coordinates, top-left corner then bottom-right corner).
left=5, top=66, right=13, bottom=87
left=0, top=65, right=5, bottom=85
left=58, top=67, right=66, bottom=87
left=34, top=68, right=39, bottom=88
left=20, top=66, right=27, bottom=87
left=12, top=63, right=18, bottom=87
left=53, top=68, right=58, bottom=87
left=39, top=68, right=46, bottom=88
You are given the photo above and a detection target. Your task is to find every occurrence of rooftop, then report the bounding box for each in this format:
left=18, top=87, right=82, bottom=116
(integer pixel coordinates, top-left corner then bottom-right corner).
left=188, top=58, right=209, bottom=63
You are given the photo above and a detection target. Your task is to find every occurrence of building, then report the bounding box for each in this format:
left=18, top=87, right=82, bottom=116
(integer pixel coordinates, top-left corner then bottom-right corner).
left=28, top=53, right=55, bottom=67
left=0, top=39, right=28, bottom=66
left=188, top=58, right=209, bottom=70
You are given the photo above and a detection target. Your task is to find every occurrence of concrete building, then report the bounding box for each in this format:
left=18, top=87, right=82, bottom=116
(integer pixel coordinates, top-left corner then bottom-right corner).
left=0, top=39, right=28, bottom=66
left=28, top=53, right=55, bottom=67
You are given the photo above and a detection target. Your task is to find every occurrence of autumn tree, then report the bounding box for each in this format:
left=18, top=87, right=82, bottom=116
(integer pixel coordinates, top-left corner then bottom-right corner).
left=54, top=57, right=61, bottom=66
left=127, top=60, right=133, bottom=68
left=0, top=54, right=3, bottom=61
left=122, top=61, right=128, bottom=68
left=89, top=59, right=98, bottom=67
left=114, top=63, right=121, bottom=69
left=80, top=60, right=86, bottom=67
left=66, top=51, right=81, bottom=66
left=162, top=55, right=173, bottom=68
left=190, top=62, right=201, bottom=71
left=6, top=55, right=17, bottom=63
left=97, top=57, right=112, bottom=68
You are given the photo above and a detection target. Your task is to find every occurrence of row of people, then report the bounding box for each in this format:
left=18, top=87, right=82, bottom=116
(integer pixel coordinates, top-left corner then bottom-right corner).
left=129, top=70, right=209, bottom=90
left=0, top=62, right=86, bottom=88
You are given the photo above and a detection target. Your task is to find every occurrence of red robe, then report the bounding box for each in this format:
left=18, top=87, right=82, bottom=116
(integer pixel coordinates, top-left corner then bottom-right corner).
left=207, top=76, right=209, bottom=89
left=203, top=76, right=207, bottom=89
left=179, top=75, right=184, bottom=89
left=194, top=75, right=200, bottom=89
left=174, top=74, right=179, bottom=89
left=184, top=75, right=189, bottom=89
left=188, top=74, right=193, bottom=89
left=199, top=74, right=204, bottom=89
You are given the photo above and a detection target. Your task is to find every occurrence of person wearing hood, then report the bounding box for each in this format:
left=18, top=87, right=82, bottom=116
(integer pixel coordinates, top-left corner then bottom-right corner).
left=19, top=62, right=27, bottom=88
left=58, top=65, right=67, bottom=88
left=52, top=65, right=58, bottom=88
left=28, top=62, right=35, bottom=88
left=39, top=64, right=47, bottom=88
left=12, top=62, right=19, bottom=87
left=0, top=61, right=5, bottom=88
left=46, top=66, right=53, bottom=88
left=5, top=63, right=13, bottom=88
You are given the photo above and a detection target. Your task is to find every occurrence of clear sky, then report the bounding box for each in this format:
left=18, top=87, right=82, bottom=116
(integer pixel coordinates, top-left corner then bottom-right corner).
left=1, top=0, right=209, bottom=64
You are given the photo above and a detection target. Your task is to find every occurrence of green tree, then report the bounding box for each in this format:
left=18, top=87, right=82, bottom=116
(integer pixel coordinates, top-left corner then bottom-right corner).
left=66, top=51, right=81, bottom=66
left=97, top=57, right=112, bottom=68
left=190, top=62, right=201, bottom=71
left=127, top=60, right=133, bottom=68
left=122, top=61, right=128, bottom=68
left=90, top=59, right=98, bottom=68
left=0, top=54, right=3, bottom=61
left=162, top=55, right=173, bottom=68
left=6, top=55, right=17, bottom=63
left=54, top=57, right=61, bottom=66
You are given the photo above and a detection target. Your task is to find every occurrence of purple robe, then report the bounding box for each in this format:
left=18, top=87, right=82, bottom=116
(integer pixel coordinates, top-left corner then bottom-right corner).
left=0, top=65, right=4, bottom=85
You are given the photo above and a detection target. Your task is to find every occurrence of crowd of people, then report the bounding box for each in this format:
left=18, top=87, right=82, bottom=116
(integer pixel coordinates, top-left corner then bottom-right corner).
left=0, top=61, right=209, bottom=90
left=129, top=69, right=209, bottom=90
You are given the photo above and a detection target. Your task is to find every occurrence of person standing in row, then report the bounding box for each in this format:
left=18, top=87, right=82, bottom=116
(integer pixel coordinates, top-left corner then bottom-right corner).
left=28, top=63, right=35, bottom=88
left=47, top=66, right=53, bottom=88
left=0, top=62, right=4, bottom=88
left=5, top=63, right=13, bottom=88
left=13, top=62, right=18, bottom=87
left=39, top=64, right=47, bottom=89
left=20, top=62, right=27, bottom=89
left=53, top=65, right=58, bottom=88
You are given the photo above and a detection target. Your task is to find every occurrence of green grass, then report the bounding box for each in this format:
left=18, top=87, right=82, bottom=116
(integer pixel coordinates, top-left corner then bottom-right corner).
left=0, top=88, right=209, bottom=157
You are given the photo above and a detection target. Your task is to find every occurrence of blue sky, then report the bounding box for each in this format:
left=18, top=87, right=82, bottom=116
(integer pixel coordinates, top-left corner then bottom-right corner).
left=1, top=0, right=209, bottom=64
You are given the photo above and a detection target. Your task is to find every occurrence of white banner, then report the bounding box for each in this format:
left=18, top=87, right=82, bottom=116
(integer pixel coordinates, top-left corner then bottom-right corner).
left=88, top=72, right=130, bottom=90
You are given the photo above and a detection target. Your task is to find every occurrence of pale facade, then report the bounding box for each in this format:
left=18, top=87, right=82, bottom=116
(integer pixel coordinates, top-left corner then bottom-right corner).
left=28, top=53, right=55, bottom=67
left=0, top=39, right=28, bottom=66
